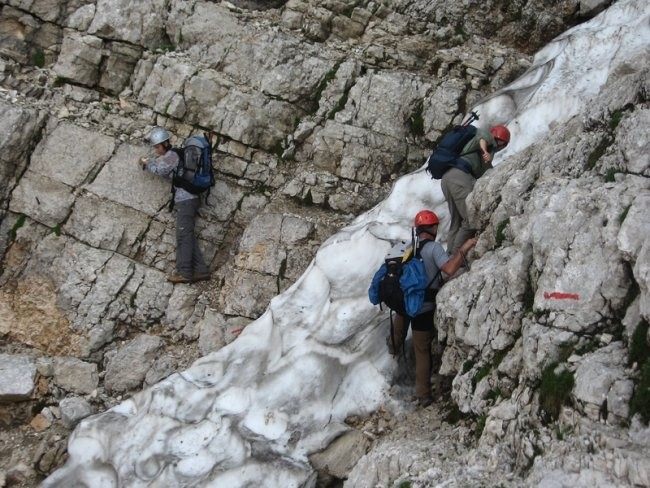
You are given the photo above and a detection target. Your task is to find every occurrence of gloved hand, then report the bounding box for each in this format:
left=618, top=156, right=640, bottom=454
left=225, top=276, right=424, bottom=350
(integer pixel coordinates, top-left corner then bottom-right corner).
left=138, top=157, right=147, bottom=170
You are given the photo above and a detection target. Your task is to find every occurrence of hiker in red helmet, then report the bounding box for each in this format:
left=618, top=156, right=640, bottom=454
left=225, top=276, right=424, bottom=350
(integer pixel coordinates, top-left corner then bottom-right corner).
left=441, top=124, right=510, bottom=254
left=389, top=210, right=477, bottom=407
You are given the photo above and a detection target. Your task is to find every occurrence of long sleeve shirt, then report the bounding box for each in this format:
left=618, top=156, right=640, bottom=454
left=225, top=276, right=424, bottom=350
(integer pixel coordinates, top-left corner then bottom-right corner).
left=144, top=149, right=197, bottom=203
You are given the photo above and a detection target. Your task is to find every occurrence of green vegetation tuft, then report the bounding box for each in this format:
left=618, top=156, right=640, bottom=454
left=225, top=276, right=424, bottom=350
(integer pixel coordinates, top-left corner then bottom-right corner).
left=408, top=102, right=425, bottom=137
left=51, top=224, right=62, bottom=236
left=608, top=109, right=625, bottom=131
left=486, top=386, right=502, bottom=402
left=472, top=349, right=509, bottom=388
left=604, top=167, right=618, bottom=182
left=342, top=6, right=355, bottom=17
left=586, top=136, right=612, bottom=169
left=630, top=358, right=650, bottom=424
left=32, top=48, right=45, bottom=68
left=329, top=92, right=349, bottom=120
left=397, top=481, right=412, bottom=488
left=472, top=363, right=491, bottom=387
left=9, top=214, right=27, bottom=240
left=311, top=61, right=342, bottom=115
left=462, top=359, right=475, bottom=375
left=619, top=204, right=631, bottom=224
left=474, top=414, right=487, bottom=439
left=522, top=278, right=535, bottom=314
left=53, top=76, right=71, bottom=87
left=495, top=218, right=510, bottom=247
left=539, top=363, right=575, bottom=422
left=628, top=321, right=650, bottom=367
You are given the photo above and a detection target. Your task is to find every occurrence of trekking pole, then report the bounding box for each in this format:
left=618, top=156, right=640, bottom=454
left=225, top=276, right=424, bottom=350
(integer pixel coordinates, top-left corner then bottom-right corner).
left=462, top=111, right=479, bottom=126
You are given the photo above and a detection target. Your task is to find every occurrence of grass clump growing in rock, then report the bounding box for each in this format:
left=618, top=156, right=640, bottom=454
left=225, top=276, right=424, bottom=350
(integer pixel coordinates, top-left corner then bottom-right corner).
left=608, top=108, right=626, bottom=131
left=628, top=320, right=650, bottom=367
left=474, top=414, right=487, bottom=440
left=32, top=48, right=45, bottom=68
left=630, top=358, right=650, bottom=424
left=8, top=214, right=26, bottom=240
left=407, top=102, right=424, bottom=137
left=619, top=204, right=631, bottom=224
left=495, top=218, right=510, bottom=247
left=53, top=76, right=72, bottom=87
left=522, top=278, right=535, bottom=314
left=586, top=136, right=612, bottom=169
left=604, top=167, right=619, bottom=182
left=628, top=320, right=650, bottom=424
left=310, top=61, right=342, bottom=115
left=539, top=362, right=574, bottom=423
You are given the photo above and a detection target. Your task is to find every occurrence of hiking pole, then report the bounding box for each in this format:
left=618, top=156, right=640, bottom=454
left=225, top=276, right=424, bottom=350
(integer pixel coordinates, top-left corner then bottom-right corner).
left=462, top=111, right=479, bottom=126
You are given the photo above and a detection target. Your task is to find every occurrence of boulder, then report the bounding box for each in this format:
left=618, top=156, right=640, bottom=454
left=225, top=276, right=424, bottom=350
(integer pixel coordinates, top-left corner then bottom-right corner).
left=0, top=354, right=36, bottom=401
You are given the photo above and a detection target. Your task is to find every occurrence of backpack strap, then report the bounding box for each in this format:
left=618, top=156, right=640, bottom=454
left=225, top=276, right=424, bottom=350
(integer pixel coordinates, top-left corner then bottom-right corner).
left=418, top=239, right=443, bottom=299
left=168, top=147, right=184, bottom=212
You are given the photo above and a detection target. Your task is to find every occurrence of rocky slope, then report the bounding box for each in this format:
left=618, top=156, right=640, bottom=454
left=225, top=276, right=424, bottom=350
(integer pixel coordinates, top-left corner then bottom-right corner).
left=0, top=0, right=648, bottom=486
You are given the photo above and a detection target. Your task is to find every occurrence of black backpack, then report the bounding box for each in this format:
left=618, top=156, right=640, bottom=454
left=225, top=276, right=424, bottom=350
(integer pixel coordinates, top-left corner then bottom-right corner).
left=425, top=112, right=480, bottom=179
left=169, top=133, right=216, bottom=211
left=369, top=239, right=439, bottom=318
left=377, top=257, right=410, bottom=317
left=172, top=134, right=215, bottom=195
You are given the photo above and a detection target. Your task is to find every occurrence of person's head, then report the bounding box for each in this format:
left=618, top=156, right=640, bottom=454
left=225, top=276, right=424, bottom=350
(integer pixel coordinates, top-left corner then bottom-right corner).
left=149, top=127, right=172, bottom=156
left=414, top=210, right=439, bottom=239
left=490, top=125, right=510, bottom=151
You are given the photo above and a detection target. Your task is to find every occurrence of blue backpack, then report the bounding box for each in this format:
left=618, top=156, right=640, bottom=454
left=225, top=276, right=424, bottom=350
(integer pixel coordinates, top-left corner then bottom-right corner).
left=425, top=112, right=480, bottom=179
left=172, top=134, right=215, bottom=195
left=368, top=240, right=437, bottom=317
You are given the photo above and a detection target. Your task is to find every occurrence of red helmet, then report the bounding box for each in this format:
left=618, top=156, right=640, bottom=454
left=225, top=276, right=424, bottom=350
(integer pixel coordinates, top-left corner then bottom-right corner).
left=414, top=210, right=439, bottom=227
left=490, top=125, right=511, bottom=144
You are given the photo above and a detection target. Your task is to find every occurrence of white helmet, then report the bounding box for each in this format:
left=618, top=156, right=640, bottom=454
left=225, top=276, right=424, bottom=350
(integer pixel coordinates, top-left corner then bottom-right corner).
left=149, top=127, right=170, bottom=145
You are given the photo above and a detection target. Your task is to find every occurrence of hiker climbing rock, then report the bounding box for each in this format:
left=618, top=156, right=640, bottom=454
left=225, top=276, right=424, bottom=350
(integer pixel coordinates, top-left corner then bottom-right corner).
left=440, top=123, right=510, bottom=254
left=370, top=210, right=477, bottom=407
left=139, top=127, right=211, bottom=284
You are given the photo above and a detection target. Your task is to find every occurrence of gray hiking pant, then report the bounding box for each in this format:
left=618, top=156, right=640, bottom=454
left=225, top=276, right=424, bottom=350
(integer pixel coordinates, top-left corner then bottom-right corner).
left=176, top=198, right=209, bottom=279
left=441, top=167, right=476, bottom=255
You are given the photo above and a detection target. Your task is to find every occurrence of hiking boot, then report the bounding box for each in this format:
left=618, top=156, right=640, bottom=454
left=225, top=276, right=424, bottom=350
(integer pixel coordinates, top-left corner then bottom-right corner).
left=167, top=273, right=192, bottom=284
left=192, top=272, right=211, bottom=282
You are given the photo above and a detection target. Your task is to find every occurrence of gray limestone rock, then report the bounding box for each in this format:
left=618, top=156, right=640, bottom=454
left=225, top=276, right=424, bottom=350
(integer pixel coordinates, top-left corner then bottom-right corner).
left=309, top=430, right=370, bottom=480
left=0, top=354, right=36, bottom=401
left=572, top=342, right=633, bottom=424
left=104, top=334, right=163, bottom=393
left=52, top=357, right=98, bottom=395
left=144, top=356, right=178, bottom=385
left=198, top=309, right=227, bottom=356
left=99, top=41, right=143, bottom=95
left=9, top=170, right=75, bottom=228
left=0, top=101, right=46, bottom=210
left=30, top=122, right=115, bottom=187
left=59, top=396, right=93, bottom=429
left=88, top=0, right=168, bottom=49
left=53, top=30, right=103, bottom=87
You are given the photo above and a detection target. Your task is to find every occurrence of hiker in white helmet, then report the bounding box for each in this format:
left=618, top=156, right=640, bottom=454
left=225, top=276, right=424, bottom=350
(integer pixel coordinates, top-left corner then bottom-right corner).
left=139, top=127, right=211, bottom=284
